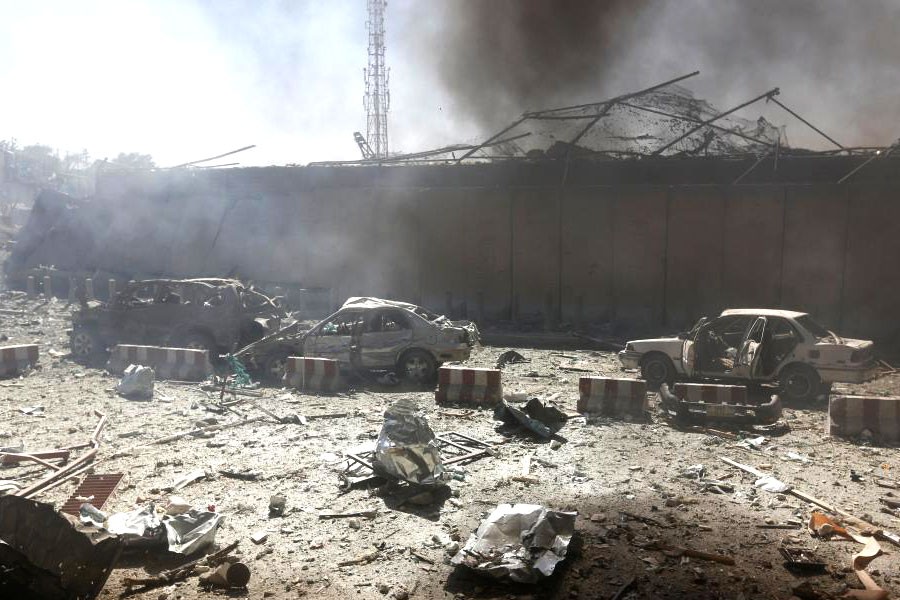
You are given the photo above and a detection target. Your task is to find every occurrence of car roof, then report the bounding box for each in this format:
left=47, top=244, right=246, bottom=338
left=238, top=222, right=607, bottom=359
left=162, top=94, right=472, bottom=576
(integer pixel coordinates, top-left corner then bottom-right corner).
left=341, top=297, right=420, bottom=312
left=719, top=308, right=807, bottom=319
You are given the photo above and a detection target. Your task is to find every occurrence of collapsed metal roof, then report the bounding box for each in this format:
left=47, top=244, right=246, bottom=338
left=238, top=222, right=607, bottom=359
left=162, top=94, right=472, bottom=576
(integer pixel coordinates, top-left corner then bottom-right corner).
left=314, top=71, right=897, bottom=169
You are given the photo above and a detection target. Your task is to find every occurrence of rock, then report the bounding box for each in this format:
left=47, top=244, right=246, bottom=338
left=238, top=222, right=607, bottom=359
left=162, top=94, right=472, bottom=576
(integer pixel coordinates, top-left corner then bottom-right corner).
left=550, top=440, right=562, bottom=450
left=445, top=541, right=460, bottom=555
left=250, top=531, right=268, bottom=545
left=378, top=583, right=391, bottom=594
left=349, top=518, right=361, bottom=529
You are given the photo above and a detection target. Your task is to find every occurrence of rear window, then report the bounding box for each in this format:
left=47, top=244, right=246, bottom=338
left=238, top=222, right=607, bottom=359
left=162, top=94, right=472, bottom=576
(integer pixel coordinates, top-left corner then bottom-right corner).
left=796, top=315, right=830, bottom=339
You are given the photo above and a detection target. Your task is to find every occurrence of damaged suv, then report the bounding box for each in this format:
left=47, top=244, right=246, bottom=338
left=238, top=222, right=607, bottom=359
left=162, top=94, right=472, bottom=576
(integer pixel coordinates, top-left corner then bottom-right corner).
left=69, top=279, right=285, bottom=358
left=236, top=297, right=479, bottom=383
left=619, top=309, right=879, bottom=401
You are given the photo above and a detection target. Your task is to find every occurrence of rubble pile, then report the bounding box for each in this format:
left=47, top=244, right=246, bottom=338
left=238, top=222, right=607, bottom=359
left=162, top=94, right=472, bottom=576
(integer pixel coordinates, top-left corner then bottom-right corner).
left=0, top=289, right=899, bottom=599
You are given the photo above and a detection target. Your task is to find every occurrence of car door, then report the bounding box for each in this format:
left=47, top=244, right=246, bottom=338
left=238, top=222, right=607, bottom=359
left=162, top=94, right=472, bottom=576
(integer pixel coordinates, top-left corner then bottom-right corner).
left=308, top=311, right=363, bottom=366
left=733, top=316, right=767, bottom=379
left=359, top=309, right=414, bottom=369
left=680, top=317, right=707, bottom=377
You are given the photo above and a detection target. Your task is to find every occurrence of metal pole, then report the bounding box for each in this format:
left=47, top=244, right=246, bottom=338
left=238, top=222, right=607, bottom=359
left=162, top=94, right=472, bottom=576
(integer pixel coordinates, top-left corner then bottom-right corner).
left=837, top=141, right=898, bottom=184
left=652, top=88, right=780, bottom=156
left=456, top=117, right=528, bottom=163
left=618, top=101, right=775, bottom=149
left=525, top=70, right=700, bottom=117
left=768, top=97, right=843, bottom=150
left=732, top=152, right=772, bottom=185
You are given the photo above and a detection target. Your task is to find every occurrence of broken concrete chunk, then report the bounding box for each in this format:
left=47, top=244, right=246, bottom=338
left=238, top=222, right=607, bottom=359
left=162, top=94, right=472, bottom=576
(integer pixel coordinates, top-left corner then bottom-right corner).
left=116, top=364, right=154, bottom=400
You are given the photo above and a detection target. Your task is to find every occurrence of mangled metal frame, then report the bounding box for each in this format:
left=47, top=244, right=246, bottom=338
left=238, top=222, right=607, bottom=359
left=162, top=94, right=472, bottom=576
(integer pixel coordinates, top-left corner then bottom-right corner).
left=657, top=383, right=782, bottom=425
left=341, top=431, right=494, bottom=488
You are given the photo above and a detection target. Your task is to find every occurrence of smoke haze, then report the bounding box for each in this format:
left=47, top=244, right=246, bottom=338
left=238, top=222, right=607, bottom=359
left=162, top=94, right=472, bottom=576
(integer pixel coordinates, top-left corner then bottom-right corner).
left=0, top=1, right=898, bottom=165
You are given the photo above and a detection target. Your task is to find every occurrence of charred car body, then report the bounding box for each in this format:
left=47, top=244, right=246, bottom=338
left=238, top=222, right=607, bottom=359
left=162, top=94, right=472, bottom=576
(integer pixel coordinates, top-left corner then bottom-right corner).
left=619, top=308, right=879, bottom=401
left=236, top=297, right=479, bottom=383
left=69, top=279, right=285, bottom=358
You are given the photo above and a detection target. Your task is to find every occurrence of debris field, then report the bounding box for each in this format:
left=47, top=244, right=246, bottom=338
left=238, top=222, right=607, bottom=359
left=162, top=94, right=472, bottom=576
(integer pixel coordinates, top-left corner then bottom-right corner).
left=2, top=292, right=900, bottom=600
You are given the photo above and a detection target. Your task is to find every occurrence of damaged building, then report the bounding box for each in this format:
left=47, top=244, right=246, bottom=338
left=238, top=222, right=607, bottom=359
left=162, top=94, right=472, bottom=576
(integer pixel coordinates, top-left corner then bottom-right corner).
left=8, top=78, right=900, bottom=343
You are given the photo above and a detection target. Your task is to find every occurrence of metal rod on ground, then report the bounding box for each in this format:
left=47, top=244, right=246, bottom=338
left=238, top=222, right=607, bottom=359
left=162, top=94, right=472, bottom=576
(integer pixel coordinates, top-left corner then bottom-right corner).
left=652, top=88, right=781, bottom=156
left=525, top=70, right=700, bottom=117
left=16, top=411, right=106, bottom=498
left=768, top=96, right=844, bottom=150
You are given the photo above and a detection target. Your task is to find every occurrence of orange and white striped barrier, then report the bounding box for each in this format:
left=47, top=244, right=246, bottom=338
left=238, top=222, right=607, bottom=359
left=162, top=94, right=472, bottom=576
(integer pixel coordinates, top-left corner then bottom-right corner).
left=435, top=366, right=502, bottom=407
left=283, top=357, right=343, bottom=392
left=828, top=395, right=900, bottom=445
left=577, top=377, right=648, bottom=418
left=107, top=345, right=212, bottom=381
left=0, top=345, right=39, bottom=378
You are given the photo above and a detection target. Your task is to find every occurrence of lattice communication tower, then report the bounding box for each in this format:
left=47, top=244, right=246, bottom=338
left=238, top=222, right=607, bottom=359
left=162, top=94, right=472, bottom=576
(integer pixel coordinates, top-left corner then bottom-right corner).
left=364, top=0, right=389, bottom=159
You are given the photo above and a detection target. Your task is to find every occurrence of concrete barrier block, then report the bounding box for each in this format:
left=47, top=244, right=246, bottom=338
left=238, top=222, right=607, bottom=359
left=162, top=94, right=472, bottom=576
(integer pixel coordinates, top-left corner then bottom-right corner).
left=283, top=357, right=343, bottom=392
left=0, top=344, right=40, bottom=377
left=578, top=377, right=648, bottom=417
left=107, top=345, right=213, bottom=381
left=672, top=382, right=748, bottom=404
left=828, top=395, right=900, bottom=444
left=435, top=366, right=502, bottom=406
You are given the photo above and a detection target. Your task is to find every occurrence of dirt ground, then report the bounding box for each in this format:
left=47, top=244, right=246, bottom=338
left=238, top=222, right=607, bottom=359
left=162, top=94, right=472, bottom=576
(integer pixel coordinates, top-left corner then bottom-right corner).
left=3, top=292, right=900, bottom=600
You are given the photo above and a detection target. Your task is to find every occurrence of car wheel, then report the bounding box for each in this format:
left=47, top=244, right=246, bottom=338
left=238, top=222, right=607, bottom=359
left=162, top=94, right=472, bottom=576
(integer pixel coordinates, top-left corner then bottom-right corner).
left=70, top=328, right=103, bottom=358
left=778, top=364, right=821, bottom=402
left=640, top=353, right=675, bottom=390
left=399, top=349, right=436, bottom=384
left=262, top=352, right=290, bottom=383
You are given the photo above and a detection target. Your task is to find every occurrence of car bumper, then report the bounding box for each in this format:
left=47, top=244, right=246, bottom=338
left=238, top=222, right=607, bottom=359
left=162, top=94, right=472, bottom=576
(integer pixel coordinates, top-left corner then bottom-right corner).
left=618, top=350, right=642, bottom=370
left=817, top=363, right=881, bottom=384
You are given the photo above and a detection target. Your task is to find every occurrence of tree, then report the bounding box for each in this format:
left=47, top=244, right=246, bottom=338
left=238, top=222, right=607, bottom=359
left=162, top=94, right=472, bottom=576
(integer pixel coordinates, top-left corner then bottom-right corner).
left=110, top=152, right=155, bottom=170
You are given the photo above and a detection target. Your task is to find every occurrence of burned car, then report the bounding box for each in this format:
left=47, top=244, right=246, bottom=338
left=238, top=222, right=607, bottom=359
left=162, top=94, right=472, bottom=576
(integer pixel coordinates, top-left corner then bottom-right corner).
left=619, top=308, right=879, bottom=401
left=69, top=278, right=285, bottom=358
left=236, top=297, right=479, bottom=383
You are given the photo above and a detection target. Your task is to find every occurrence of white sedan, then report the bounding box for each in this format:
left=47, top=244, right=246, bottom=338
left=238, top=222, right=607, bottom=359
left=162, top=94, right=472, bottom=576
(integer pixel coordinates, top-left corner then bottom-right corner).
left=619, top=308, right=879, bottom=401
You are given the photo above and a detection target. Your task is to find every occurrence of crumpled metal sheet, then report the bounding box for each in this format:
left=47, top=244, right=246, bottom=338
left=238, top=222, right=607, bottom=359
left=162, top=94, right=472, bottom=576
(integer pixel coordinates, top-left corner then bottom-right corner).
left=373, top=399, right=444, bottom=486
left=106, top=504, right=161, bottom=537
left=0, top=495, right=122, bottom=600
left=101, top=505, right=221, bottom=554
left=164, top=510, right=223, bottom=554
left=493, top=398, right=567, bottom=439
left=451, top=503, right=576, bottom=583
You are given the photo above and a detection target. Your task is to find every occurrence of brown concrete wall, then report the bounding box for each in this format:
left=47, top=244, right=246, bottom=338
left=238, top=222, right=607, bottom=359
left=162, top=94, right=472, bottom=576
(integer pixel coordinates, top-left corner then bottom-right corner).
left=74, top=167, right=900, bottom=341
left=780, top=185, right=848, bottom=326
left=720, top=186, right=784, bottom=310
left=841, top=186, right=900, bottom=341
left=665, top=186, right=726, bottom=327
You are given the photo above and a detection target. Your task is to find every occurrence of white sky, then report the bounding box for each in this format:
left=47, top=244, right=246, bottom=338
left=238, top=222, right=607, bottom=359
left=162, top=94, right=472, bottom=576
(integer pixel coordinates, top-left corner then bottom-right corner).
left=0, top=0, right=473, bottom=167
left=0, top=1, right=896, bottom=167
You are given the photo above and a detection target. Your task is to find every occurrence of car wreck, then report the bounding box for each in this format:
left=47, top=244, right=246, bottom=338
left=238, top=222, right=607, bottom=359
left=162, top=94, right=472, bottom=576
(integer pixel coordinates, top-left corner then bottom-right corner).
left=69, top=279, right=286, bottom=359
left=619, top=308, right=879, bottom=401
left=235, top=297, right=479, bottom=383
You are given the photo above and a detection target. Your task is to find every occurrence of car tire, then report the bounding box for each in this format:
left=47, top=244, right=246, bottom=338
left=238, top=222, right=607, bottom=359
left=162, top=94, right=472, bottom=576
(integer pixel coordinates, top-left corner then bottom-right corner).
left=399, top=349, right=436, bottom=384
left=261, top=351, right=290, bottom=383
left=778, top=364, right=821, bottom=403
left=70, top=327, right=104, bottom=359
left=640, top=352, right=675, bottom=390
